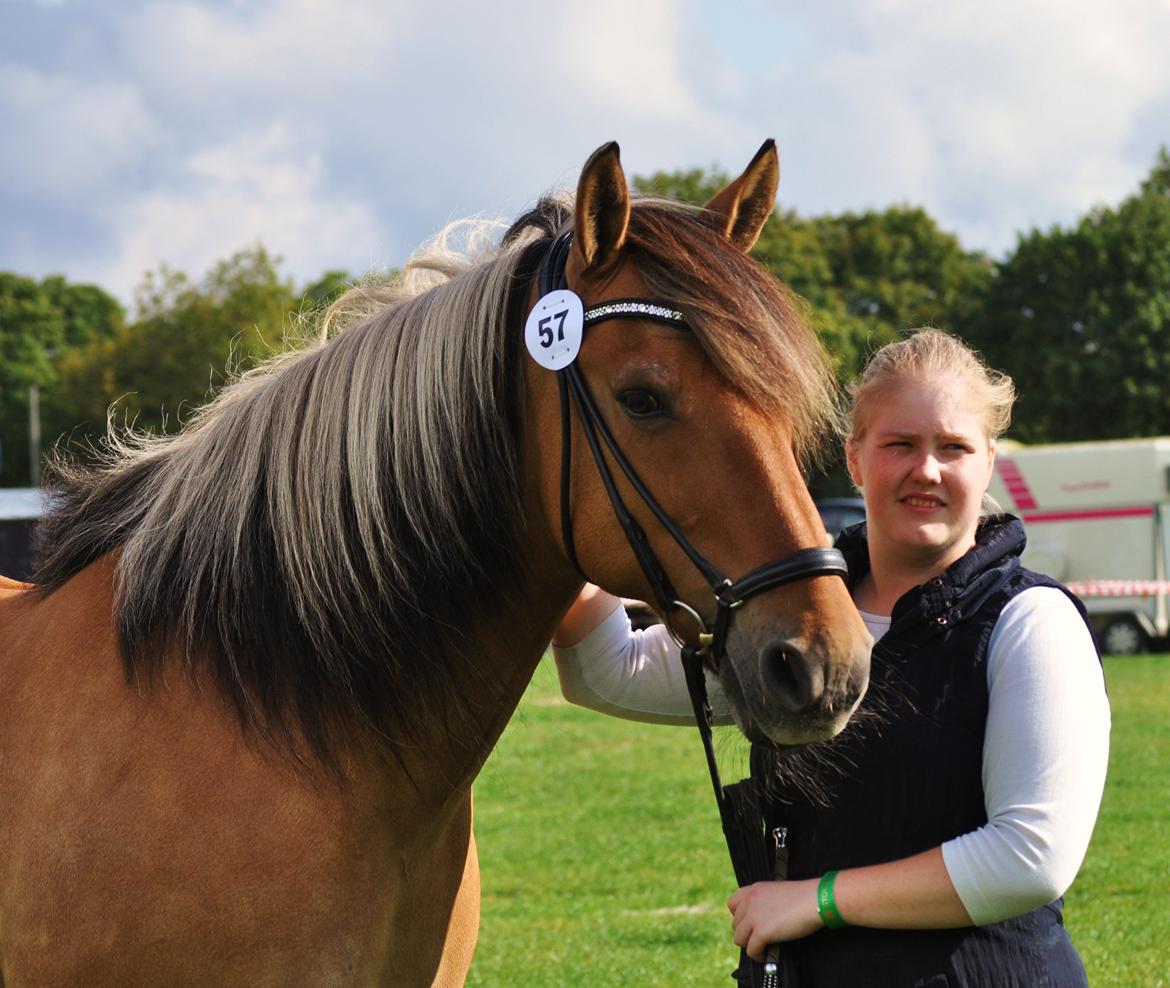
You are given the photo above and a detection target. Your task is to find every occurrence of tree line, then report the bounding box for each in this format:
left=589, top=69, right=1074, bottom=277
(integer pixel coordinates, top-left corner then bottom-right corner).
left=2, top=148, right=1168, bottom=489
left=0, top=250, right=353, bottom=486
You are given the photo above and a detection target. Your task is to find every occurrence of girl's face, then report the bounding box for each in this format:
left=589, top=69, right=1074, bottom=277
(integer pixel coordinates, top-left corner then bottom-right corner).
left=847, top=377, right=995, bottom=572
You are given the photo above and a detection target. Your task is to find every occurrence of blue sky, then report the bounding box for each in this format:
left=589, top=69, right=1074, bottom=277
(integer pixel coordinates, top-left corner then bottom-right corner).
left=3, top=0, right=1169, bottom=307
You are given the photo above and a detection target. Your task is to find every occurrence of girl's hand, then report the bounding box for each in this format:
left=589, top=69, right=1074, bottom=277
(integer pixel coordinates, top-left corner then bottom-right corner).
left=727, top=879, right=823, bottom=960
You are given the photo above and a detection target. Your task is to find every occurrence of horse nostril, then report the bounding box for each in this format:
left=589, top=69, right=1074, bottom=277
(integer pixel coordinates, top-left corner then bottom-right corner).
left=760, top=641, right=825, bottom=714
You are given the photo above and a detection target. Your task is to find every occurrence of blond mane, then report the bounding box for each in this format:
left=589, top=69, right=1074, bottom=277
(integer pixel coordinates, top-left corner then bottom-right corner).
left=34, top=194, right=840, bottom=768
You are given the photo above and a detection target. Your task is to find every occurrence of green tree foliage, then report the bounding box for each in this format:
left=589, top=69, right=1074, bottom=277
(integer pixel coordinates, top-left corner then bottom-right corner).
left=969, top=149, right=1170, bottom=442
left=299, top=269, right=356, bottom=312
left=51, top=246, right=298, bottom=444
left=633, top=166, right=726, bottom=206
left=14, top=150, right=1170, bottom=492
left=0, top=274, right=123, bottom=485
left=756, top=207, right=992, bottom=380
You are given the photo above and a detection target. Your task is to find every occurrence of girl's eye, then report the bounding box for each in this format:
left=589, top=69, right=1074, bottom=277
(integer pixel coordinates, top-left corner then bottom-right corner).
left=617, top=389, right=665, bottom=419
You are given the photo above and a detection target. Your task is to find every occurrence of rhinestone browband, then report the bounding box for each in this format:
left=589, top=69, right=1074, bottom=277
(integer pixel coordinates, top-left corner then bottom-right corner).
left=583, top=300, right=687, bottom=328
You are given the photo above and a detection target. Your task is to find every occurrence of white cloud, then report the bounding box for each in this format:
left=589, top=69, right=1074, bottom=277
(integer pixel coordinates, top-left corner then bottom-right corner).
left=2, top=0, right=1169, bottom=303
left=0, top=65, right=154, bottom=200
left=95, top=123, right=385, bottom=303
left=103, top=0, right=752, bottom=275
left=122, top=0, right=411, bottom=106
left=560, top=0, right=699, bottom=119
left=756, top=0, right=1170, bottom=250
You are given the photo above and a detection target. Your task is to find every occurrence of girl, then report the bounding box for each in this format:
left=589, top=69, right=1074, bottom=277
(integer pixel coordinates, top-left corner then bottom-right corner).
left=552, top=329, right=1110, bottom=987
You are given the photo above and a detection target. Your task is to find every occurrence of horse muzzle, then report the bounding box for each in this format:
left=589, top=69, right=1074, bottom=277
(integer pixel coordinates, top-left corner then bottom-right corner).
left=719, top=628, right=872, bottom=747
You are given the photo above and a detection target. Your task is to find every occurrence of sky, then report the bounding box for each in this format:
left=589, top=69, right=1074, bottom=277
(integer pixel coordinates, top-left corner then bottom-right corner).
left=3, top=0, right=1169, bottom=309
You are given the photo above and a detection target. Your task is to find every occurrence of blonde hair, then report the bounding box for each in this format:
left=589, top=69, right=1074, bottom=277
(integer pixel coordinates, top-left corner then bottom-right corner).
left=849, top=328, right=1016, bottom=442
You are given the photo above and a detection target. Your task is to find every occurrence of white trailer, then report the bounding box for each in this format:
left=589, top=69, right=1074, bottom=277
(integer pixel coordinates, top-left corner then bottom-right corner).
left=987, top=437, right=1170, bottom=653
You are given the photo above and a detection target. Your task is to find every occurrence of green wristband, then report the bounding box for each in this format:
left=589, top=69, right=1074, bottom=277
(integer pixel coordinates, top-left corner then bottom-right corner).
left=816, top=870, right=848, bottom=929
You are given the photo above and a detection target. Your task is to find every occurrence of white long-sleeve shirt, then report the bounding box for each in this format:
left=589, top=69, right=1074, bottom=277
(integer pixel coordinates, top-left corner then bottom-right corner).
left=552, top=586, right=1110, bottom=925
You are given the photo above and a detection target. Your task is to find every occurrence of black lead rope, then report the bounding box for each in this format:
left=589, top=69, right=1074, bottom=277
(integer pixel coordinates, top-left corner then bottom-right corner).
left=682, top=642, right=797, bottom=988
left=536, top=230, right=847, bottom=986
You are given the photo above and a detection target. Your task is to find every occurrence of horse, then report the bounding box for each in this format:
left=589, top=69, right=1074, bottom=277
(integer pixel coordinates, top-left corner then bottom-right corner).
left=0, top=141, right=871, bottom=987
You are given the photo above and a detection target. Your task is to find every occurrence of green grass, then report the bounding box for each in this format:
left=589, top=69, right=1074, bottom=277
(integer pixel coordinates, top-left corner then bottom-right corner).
left=468, top=660, right=737, bottom=986
left=1068, top=654, right=1170, bottom=987
left=468, top=655, right=1169, bottom=986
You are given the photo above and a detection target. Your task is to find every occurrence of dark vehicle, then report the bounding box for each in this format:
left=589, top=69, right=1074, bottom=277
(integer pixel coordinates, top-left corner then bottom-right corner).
left=817, top=497, right=866, bottom=540
left=0, top=488, right=44, bottom=581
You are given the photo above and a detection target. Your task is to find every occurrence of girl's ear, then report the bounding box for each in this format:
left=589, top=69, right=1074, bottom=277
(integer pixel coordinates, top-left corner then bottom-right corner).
left=845, top=434, right=864, bottom=489
left=983, top=438, right=997, bottom=488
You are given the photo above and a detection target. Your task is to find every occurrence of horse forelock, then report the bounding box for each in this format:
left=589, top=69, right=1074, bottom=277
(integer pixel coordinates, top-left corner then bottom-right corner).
left=625, top=199, right=843, bottom=472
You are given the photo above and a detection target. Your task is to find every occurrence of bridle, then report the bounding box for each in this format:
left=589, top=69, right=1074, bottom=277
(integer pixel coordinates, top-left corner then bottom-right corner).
left=534, top=230, right=848, bottom=986
left=537, top=230, right=848, bottom=671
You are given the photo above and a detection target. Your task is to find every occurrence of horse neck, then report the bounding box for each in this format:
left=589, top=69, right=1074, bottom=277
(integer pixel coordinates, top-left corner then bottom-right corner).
left=400, top=510, right=582, bottom=804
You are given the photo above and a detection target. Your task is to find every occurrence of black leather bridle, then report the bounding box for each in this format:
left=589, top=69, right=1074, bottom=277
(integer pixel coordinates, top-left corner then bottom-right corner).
left=535, top=231, right=847, bottom=986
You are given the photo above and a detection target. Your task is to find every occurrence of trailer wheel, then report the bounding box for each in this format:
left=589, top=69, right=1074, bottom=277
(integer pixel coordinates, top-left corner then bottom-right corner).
left=1099, top=617, right=1149, bottom=655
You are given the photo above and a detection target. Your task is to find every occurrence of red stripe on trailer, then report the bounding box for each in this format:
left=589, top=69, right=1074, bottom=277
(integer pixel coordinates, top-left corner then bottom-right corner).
left=1066, top=580, right=1170, bottom=598
left=995, top=459, right=1038, bottom=510
left=1021, top=506, right=1155, bottom=524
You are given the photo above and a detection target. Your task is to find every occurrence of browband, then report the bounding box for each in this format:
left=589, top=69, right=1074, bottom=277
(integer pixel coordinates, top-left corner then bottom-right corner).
left=584, top=300, right=685, bottom=328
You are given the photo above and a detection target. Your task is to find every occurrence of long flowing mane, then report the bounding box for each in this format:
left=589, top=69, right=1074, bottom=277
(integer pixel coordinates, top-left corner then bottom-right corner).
left=32, top=194, right=840, bottom=768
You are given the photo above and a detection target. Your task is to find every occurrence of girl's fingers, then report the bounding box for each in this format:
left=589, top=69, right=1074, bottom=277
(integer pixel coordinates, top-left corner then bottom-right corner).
left=746, top=932, right=766, bottom=962
left=732, top=917, right=750, bottom=948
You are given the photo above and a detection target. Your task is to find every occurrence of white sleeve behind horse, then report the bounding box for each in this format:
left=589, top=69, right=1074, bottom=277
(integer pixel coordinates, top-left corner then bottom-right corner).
left=552, top=603, right=735, bottom=725
left=941, top=586, right=1112, bottom=925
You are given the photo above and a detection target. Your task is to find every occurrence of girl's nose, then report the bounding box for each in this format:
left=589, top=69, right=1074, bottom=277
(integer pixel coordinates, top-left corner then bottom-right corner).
left=911, top=453, right=942, bottom=484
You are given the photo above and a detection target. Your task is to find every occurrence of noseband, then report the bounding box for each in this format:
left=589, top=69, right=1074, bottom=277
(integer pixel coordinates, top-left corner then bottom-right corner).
left=535, top=231, right=847, bottom=672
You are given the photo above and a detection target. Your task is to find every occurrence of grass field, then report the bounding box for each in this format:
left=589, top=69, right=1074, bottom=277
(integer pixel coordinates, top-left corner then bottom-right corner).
left=467, top=653, right=1169, bottom=986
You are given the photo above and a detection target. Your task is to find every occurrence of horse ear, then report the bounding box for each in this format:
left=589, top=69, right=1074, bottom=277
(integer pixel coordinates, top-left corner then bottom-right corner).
left=570, top=141, right=631, bottom=280
left=705, top=139, right=779, bottom=251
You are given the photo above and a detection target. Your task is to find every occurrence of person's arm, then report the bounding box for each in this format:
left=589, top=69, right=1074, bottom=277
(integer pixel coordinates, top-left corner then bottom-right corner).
left=551, top=584, right=734, bottom=725
left=729, top=847, right=969, bottom=959
left=940, top=586, right=1110, bottom=923
left=730, top=586, right=1110, bottom=959
left=552, top=583, right=625, bottom=647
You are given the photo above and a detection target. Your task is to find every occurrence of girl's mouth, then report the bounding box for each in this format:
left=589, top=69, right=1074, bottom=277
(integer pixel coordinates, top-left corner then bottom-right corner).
left=902, top=494, right=944, bottom=509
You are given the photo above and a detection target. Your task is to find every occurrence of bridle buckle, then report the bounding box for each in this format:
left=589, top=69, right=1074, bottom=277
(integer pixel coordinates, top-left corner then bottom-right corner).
left=663, top=598, right=712, bottom=649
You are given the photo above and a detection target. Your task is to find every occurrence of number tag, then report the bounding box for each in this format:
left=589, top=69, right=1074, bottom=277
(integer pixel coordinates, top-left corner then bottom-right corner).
left=524, top=290, right=584, bottom=370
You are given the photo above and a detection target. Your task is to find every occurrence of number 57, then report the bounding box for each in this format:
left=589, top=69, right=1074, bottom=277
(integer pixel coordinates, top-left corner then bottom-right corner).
left=539, top=310, right=569, bottom=348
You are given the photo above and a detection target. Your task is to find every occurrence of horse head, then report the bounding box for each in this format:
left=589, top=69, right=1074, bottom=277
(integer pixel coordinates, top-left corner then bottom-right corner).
left=525, top=141, right=872, bottom=746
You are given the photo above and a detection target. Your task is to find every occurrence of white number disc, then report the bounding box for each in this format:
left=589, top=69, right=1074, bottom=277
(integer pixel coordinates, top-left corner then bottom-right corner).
left=524, top=289, right=584, bottom=370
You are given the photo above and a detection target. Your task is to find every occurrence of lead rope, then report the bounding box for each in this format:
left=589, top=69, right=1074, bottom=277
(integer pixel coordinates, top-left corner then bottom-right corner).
left=682, top=644, right=795, bottom=987
left=761, top=829, right=790, bottom=988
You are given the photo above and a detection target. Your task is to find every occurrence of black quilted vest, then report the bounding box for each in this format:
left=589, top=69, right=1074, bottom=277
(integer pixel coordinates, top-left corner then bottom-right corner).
left=756, top=516, right=1096, bottom=988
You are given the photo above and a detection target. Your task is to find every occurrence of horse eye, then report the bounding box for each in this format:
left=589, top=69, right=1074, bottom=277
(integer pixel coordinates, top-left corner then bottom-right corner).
left=617, top=389, right=665, bottom=419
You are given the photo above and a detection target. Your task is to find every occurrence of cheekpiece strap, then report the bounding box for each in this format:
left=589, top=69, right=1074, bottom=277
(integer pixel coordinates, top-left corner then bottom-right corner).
left=540, top=231, right=574, bottom=296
